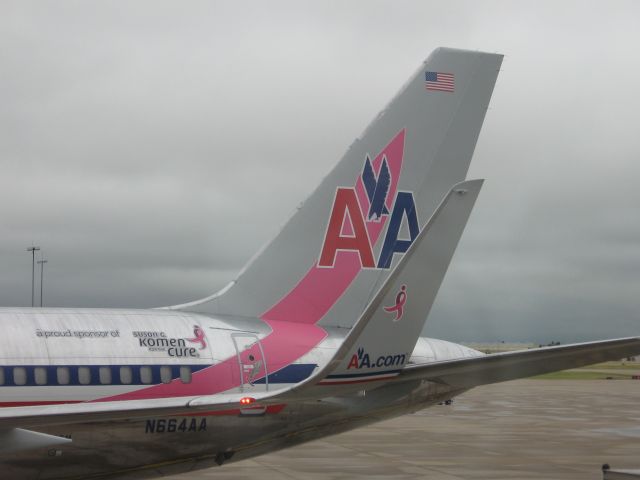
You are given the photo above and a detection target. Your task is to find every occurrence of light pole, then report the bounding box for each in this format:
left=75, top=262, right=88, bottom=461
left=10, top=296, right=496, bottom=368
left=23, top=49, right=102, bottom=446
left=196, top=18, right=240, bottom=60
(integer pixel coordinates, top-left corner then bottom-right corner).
left=37, top=259, right=48, bottom=307
left=26, top=246, right=40, bottom=307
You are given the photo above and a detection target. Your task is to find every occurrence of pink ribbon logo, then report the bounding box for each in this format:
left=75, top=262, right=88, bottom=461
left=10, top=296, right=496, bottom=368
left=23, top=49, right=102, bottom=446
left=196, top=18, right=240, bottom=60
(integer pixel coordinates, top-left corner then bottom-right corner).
left=384, top=285, right=407, bottom=321
left=187, top=325, right=207, bottom=350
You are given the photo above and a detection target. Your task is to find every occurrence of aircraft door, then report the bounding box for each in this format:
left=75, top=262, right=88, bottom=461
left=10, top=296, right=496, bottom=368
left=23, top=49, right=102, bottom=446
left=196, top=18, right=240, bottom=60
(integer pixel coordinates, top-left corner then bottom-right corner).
left=231, top=333, right=269, bottom=393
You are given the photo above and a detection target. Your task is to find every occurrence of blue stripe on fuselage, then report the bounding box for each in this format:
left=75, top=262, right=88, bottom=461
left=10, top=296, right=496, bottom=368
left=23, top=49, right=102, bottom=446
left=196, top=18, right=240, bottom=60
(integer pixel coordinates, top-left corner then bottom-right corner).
left=0, top=364, right=209, bottom=387
left=0, top=363, right=320, bottom=386
left=253, top=363, right=317, bottom=384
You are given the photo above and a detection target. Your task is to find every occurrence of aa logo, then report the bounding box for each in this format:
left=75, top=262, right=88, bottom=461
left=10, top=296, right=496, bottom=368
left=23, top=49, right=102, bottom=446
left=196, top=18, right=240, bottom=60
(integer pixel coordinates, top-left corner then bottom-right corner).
left=318, top=131, right=419, bottom=269
left=347, top=347, right=407, bottom=370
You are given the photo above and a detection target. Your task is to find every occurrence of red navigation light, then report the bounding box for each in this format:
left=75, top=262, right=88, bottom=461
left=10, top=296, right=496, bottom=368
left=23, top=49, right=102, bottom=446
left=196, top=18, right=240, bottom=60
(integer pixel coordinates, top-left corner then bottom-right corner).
left=240, top=396, right=255, bottom=406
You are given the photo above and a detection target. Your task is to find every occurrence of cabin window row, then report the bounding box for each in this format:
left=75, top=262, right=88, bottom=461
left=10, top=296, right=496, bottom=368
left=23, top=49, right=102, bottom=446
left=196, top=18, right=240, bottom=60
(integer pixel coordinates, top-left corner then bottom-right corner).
left=0, top=365, right=193, bottom=386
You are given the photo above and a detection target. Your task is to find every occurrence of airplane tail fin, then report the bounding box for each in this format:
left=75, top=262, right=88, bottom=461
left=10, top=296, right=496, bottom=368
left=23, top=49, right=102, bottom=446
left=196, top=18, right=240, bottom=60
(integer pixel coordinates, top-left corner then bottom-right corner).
left=166, top=48, right=502, bottom=328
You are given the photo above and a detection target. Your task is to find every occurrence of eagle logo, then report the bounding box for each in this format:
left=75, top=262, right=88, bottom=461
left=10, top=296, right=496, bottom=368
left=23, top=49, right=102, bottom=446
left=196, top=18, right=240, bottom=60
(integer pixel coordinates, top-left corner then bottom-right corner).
left=362, top=155, right=391, bottom=221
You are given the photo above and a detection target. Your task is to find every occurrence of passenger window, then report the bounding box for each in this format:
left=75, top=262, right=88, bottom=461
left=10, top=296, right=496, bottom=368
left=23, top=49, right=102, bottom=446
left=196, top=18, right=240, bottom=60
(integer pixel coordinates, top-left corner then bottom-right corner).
left=160, top=366, right=172, bottom=384
left=99, top=367, right=112, bottom=385
left=13, top=367, right=27, bottom=386
left=140, top=366, right=152, bottom=384
left=0, top=367, right=5, bottom=385
left=34, top=367, right=47, bottom=385
left=57, top=367, right=70, bottom=385
left=78, top=367, right=91, bottom=385
left=120, top=366, right=132, bottom=384
left=180, top=366, right=192, bottom=384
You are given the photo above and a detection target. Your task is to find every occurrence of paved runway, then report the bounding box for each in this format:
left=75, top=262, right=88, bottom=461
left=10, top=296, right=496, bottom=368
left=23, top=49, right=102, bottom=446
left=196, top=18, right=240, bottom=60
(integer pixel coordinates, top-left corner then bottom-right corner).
left=165, top=379, right=640, bottom=479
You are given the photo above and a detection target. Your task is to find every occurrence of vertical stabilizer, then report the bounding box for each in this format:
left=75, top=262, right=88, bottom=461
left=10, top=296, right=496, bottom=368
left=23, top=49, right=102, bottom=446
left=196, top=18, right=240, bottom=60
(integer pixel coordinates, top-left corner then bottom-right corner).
left=167, top=48, right=502, bottom=328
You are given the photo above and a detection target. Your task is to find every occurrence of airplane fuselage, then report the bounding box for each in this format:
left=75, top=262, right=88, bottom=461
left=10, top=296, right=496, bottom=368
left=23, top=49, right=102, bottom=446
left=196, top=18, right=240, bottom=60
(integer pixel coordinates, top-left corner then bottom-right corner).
left=0, top=307, right=479, bottom=479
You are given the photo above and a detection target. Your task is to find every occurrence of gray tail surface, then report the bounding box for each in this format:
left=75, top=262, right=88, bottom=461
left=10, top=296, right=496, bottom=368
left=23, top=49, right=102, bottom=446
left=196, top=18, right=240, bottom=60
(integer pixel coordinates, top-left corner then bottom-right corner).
left=166, top=48, right=502, bottom=328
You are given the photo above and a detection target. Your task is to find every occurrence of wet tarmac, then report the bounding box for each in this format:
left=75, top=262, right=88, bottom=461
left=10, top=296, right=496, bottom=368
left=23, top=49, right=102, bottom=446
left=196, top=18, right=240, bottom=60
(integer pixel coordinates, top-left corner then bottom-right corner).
left=166, top=379, right=640, bottom=479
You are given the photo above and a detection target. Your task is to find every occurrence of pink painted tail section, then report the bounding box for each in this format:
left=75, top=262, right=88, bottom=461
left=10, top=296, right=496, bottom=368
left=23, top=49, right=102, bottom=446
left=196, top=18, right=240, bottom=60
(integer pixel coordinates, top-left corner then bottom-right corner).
left=260, top=129, right=406, bottom=325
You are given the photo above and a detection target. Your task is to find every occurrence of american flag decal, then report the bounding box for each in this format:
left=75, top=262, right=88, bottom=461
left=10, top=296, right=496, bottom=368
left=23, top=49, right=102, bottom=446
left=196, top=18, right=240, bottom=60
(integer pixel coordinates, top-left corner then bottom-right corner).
left=425, top=71, right=454, bottom=93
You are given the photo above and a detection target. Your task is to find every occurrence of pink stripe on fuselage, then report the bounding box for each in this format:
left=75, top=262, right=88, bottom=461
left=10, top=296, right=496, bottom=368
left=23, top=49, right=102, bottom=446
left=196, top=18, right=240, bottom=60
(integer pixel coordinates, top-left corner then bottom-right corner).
left=96, top=321, right=325, bottom=401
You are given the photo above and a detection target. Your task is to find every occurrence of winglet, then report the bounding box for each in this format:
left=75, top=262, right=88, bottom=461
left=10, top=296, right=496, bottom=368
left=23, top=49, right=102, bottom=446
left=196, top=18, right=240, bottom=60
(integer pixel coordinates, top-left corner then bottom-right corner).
left=315, top=179, right=483, bottom=389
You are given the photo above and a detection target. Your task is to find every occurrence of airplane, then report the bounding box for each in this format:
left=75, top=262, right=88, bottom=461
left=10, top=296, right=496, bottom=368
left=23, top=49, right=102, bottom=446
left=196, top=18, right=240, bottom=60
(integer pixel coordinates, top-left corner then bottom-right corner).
left=1, top=47, right=639, bottom=480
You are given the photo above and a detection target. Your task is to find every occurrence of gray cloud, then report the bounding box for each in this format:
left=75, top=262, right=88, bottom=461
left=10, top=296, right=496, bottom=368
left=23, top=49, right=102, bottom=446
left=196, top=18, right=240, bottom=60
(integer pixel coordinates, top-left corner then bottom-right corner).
left=2, top=1, right=640, bottom=343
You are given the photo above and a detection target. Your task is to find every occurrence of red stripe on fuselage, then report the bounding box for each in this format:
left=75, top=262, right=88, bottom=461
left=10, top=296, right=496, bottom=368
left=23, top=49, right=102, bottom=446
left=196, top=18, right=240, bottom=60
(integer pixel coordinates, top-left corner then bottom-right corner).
left=0, top=400, right=83, bottom=407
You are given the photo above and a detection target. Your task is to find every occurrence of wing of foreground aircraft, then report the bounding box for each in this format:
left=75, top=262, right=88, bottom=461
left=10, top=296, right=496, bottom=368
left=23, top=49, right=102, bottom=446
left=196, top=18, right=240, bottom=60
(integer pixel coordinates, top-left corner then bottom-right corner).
left=0, top=179, right=638, bottom=436
left=2, top=337, right=638, bottom=433
left=400, top=337, right=640, bottom=388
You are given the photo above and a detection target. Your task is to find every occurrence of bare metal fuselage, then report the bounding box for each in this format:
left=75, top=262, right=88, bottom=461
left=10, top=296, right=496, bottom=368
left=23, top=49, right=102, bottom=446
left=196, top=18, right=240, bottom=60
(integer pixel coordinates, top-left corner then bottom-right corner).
left=0, top=308, right=476, bottom=479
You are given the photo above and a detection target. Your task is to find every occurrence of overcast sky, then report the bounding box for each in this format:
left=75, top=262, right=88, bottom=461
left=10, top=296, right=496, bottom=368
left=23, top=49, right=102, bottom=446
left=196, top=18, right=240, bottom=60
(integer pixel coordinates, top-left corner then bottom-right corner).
left=2, top=1, right=640, bottom=343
